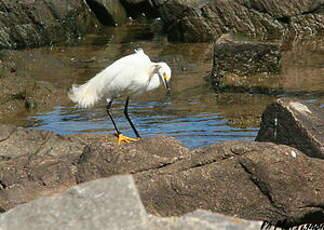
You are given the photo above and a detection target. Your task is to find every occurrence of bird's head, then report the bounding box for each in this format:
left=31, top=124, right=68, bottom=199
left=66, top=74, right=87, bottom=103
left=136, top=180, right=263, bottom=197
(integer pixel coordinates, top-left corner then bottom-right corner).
left=155, top=62, right=172, bottom=95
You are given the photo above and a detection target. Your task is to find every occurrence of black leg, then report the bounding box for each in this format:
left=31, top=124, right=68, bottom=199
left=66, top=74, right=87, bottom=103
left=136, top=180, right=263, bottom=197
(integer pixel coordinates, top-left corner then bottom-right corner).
left=106, top=100, right=121, bottom=136
left=124, top=97, right=141, bottom=138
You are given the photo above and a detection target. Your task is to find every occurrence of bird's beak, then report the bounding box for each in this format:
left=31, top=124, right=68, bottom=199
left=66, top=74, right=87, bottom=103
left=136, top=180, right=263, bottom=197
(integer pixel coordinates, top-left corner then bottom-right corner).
left=161, top=73, right=171, bottom=96
left=165, top=80, right=171, bottom=96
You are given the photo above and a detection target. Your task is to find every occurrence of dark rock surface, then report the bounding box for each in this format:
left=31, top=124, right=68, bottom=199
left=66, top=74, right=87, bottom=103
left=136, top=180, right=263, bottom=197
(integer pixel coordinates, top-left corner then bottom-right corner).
left=0, top=175, right=263, bottom=230
left=123, top=0, right=147, bottom=3
left=209, top=34, right=282, bottom=87
left=120, top=0, right=159, bottom=19
left=85, top=0, right=128, bottom=26
left=256, top=98, right=324, bottom=159
left=152, top=0, right=324, bottom=42
left=0, top=0, right=100, bottom=49
left=0, top=0, right=322, bottom=48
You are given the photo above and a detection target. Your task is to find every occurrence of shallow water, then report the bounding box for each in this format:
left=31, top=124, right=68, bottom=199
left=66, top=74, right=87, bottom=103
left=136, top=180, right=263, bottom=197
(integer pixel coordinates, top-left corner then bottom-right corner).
left=20, top=23, right=323, bottom=149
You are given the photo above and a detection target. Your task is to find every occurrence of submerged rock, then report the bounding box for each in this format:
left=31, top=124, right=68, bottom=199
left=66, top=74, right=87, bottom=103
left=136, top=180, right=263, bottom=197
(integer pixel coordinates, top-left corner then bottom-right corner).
left=0, top=50, right=72, bottom=124
left=209, top=34, right=282, bottom=88
left=0, top=69, right=66, bottom=124
left=0, top=0, right=100, bottom=49
left=256, top=98, right=324, bottom=159
left=207, top=34, right=324, bottom=102
left=152, top=0, right=324, bottom=42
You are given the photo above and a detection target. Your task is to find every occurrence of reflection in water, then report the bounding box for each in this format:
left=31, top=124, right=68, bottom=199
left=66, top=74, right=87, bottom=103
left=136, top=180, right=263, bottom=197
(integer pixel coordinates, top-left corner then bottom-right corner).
left=25, top=23, right=323, bottom=149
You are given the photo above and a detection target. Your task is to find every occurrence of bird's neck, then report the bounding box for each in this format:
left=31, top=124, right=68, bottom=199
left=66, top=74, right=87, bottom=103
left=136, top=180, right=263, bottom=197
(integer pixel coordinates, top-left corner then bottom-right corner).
left=146, top=73, right=162, bottom=91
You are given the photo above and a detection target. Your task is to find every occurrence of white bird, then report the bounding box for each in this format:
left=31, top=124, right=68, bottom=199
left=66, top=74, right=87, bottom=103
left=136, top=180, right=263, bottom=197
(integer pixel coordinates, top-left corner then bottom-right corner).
left=68, top=48, right=172, bottom=144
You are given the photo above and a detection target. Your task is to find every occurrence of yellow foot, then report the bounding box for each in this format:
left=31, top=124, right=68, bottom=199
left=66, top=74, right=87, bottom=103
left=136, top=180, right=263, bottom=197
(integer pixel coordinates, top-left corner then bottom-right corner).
left=116, top=134, right=140, bottom=145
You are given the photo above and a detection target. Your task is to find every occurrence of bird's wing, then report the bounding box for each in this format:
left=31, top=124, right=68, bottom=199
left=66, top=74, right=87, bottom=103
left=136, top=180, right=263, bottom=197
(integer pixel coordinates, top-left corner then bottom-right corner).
left=95, top=51, right=152, bottom=97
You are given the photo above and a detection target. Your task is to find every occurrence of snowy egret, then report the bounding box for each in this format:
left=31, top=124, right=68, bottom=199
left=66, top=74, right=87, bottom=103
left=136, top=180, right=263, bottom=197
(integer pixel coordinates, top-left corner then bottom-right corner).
left=68, top=48, right=172, bottom=144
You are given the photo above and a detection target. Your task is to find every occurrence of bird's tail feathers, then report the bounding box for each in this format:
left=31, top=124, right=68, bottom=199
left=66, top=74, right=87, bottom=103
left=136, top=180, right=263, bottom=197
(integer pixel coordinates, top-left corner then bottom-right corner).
left=68, top=81, right=101, bottom=108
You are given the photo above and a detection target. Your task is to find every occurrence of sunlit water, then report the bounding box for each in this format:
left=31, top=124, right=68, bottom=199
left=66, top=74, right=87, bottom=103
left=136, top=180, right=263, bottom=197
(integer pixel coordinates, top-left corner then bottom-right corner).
left=24, top=23, right=323, bottom=149
left=29, top=103, right=259, bottom=149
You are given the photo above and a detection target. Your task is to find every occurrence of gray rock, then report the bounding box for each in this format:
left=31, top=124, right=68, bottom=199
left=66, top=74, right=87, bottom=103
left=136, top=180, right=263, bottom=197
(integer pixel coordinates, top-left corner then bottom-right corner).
left=0, top=175, right=263, bottom=230
left=0, top=175, right=149, bottom=230
left=149, top=210, right=263, bottom=230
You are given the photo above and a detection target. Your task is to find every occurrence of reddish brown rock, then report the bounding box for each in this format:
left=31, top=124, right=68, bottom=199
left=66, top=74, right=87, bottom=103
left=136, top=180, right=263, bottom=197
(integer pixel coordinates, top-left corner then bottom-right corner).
left=135, top=141, right=324, bottom=228
left=256, top=98, right=324, bottom=159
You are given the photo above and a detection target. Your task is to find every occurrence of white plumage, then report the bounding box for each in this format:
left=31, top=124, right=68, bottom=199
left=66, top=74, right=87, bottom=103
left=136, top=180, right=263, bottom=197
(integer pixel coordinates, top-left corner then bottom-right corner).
left=68, top=48, right=172, bottom=144
left=68, top=49, right=171, bottom=108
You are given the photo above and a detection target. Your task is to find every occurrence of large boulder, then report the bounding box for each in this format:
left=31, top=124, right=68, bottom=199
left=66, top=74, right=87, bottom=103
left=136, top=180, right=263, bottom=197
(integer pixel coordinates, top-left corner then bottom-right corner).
left=0, top=175, right=263, bottom=230
left=0, top=0, right=100, bottom=49
left=256, top=98, right=324, bottom=159
left=135, top=141, right=324, bottom=228
left=208, top=34, right=323, bottom=102
left=152, top=0, right=324, bottom=42
left=209, top=34, right=282, bottom=88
